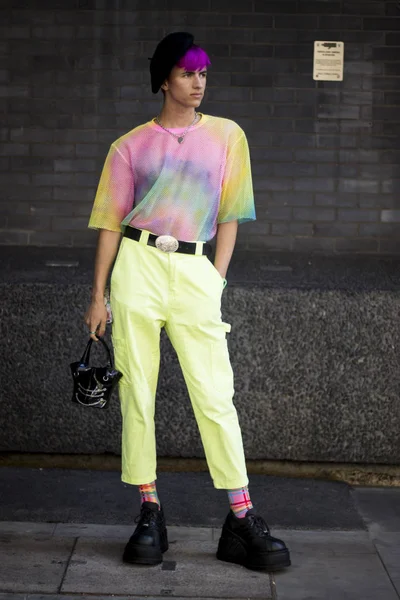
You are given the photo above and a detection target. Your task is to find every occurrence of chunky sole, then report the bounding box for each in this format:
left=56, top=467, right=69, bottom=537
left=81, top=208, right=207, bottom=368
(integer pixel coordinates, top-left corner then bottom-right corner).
left=217, top=532, right=291, bottom=572
left=123, top=528, right=169, bottom=566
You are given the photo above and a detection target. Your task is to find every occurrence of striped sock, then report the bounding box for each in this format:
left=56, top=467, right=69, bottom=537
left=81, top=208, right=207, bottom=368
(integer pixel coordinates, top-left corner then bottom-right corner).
left=227, top=486, right=254, bottom=518
left=139, top=481, right=160, bottom=508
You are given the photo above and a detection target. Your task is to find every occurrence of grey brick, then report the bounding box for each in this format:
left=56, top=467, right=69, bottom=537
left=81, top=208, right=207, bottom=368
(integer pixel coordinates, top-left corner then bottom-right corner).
left=206, top=88, right=251, bottom=102
left=359, top=224, right=381, bottom=236
left=0, top=173, right=30, bottom=185
left=253, top=88, right=295, bottom=103
left=335, top=238, right=378, bottom=253
left=380, top=239, right=400, bottom=254
left=52, top=216, right=91, bottom=231
left=54, top=159, right=97, bottom=173
left=381, top=210, right=400, bottom=223
left=274, top=45, right=313, bottom=59
left=320, top=16, right=362, bottom=29
left=314, top=223, right=358, bottom=237
left=71, top=231, right=98, bottom=247
left=316, top=193, right=358, bottom=208
left=272, top=133, right=316, bottom=148
left=254, top=1, right=298, bottom=13
left=0, top=70, right=9, bottom=83
left=231, top=44, right=274, bottom=58
left=251, top=148, right=293, bottom=161
left=343, top=1, right=385, bottom=15
left=76, top=144, right=102, bottom=157
left=386, top=33, right=400, bottom=45
left=294, top=178, right=335, bottom=192
left=7, top=214, right=51, bottom=231
left=339, top=180, right=380, bottom=194
left=0, top=85, right=29, bottom=98
left=29, top=231, right=73, bottom=246
left=53, top=187, right=95, bottom=202
left=293, top=237, right=336, bottom=252
left=295, top=149, right=338, bottom=162
left=32, top=144, right=75, bottom=157
left=255, top=178, right=293, bottom=192
left=293, top=208, right=335, bottom=221
left=10, top=128, right=53, bottom=143
left=265, top=207, right=292, bottom=220
left=382, top=179, right=400, bottom=194
left=372, top=77, right=400, bottom=90
left=274, top=164, right=315, bottom=177
left=0, top=229, right=29, bottom=245
left=339, top=150, right=380, bottom=164
left=273, top=74, right=315, bottom=88
left=32, top=173, right=73, bottom=187
left=274, top=16, right=318, bottom=29
left=317, top=105, right=360, bottom=120
left=210, top=0, right=253, bottom=11
left=6, top=186, right=52, bottom=201
left=251, top=235, right=293, bottom=251
left=316, top=164, right=358, bottom=178
left=231, top=15, right=273, bottom=28
left=0, top=25, right=30, bottom=39
left=339, top=209, right=379, bottom=222
left=273, top=104, right=315, bottom=118
left=364, top=18, right=400, bottom=30
left=253, top=59, right=296, bottom=74
left=53, top=130, right=99, bottom=143
left=271, top=192, right=313, bottom=206
left=0, top=143, right=29, bottom=156
left=301, top=1, right=342, bottom=13
left=231, top=74, right=273, bottom=87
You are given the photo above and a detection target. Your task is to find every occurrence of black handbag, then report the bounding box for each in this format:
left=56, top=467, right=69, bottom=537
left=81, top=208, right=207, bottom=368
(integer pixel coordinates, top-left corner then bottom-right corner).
left=70, top=337, right=123, bottom=409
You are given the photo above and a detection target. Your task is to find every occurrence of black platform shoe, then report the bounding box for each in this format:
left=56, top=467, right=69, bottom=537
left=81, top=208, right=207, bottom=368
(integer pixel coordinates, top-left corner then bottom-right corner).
left=217, top=509, right=291, bottom=572
left=123, top=501, right=168, bottom=566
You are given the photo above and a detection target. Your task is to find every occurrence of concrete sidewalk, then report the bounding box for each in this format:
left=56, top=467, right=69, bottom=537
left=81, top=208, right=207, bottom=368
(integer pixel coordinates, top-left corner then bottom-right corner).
left=0, top=469, right=399, bottom=599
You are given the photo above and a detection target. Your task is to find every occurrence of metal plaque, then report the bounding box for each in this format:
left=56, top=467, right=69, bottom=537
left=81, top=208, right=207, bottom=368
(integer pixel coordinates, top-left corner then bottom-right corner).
left=313, top=41, right=344, bottom=81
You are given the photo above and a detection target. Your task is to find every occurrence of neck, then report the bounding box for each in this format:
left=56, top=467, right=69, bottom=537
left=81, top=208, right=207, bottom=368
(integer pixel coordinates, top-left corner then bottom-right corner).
left=157, top=105, right=197, bottom=128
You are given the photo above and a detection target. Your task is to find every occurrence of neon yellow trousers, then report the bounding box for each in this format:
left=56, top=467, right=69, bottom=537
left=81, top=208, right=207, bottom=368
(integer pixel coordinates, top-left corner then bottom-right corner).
left=110, top=232, right=248, bottom=489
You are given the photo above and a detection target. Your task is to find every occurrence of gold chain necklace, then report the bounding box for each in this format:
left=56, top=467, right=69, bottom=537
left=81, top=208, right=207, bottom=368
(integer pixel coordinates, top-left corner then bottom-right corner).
left=155, top=112, right=199, bottom=144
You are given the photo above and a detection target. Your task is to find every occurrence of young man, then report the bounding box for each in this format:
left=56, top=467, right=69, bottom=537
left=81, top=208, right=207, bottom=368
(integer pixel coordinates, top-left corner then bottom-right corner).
left=85, top=32, right=290, bottom=572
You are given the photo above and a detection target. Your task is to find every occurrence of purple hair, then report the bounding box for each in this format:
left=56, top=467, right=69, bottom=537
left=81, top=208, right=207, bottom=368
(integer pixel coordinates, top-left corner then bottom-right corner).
left=177, top=44, right=211, bottom=71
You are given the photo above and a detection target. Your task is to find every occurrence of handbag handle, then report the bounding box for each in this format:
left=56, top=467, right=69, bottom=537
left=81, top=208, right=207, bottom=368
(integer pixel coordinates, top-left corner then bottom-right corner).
left=79, top=336, right=114, bottom=368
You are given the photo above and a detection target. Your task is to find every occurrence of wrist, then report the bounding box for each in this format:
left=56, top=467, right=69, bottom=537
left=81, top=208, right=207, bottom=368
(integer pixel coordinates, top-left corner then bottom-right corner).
left=91, top=290, right=105, bottom=302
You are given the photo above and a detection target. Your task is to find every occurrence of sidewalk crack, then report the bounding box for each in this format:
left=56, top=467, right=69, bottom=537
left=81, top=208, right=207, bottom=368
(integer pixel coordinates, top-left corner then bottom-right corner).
left=58, top=536, right=78, bottom=593
left=373, top=541, right=400, bottom=599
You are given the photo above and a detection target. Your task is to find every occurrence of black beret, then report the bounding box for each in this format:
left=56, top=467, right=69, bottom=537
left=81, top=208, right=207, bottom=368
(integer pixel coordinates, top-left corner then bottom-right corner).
left=149, top=31, right=194, bottom=94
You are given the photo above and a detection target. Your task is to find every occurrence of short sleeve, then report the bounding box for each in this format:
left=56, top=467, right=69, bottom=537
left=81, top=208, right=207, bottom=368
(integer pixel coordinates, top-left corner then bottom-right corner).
left=88, top=143, right=134, bottom=232
left=218, top=131, right=256, bottom=225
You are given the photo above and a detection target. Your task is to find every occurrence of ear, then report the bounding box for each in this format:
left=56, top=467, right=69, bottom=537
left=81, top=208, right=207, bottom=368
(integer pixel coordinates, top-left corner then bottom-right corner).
left=161, top=79, right=169, bottom=92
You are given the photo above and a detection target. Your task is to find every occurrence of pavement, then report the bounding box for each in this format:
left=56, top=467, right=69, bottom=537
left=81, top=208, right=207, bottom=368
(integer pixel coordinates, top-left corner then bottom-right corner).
left=0, top=468, right=399, bottom=599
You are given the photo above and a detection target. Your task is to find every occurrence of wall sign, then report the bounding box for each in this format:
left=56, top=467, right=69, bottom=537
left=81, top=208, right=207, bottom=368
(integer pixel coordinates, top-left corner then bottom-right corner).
left=313, top=41, right=344, bottom=81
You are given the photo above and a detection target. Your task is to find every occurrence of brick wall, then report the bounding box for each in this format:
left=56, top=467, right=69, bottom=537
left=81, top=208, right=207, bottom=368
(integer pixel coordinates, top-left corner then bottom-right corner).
left=1, top=0, right=400, bottom=254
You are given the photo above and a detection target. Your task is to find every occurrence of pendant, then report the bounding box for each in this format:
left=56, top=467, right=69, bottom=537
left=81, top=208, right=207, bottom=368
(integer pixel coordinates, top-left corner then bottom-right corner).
left=177, top=137, right=184, bottom=144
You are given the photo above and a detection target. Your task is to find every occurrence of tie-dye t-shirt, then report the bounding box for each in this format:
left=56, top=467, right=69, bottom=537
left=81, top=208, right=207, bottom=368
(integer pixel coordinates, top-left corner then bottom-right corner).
left=88, top=114, right=255, bottom=241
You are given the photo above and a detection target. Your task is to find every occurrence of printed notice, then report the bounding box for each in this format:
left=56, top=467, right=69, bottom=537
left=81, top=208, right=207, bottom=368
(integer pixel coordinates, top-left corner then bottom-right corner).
left=313, top=41, right=344, bottom=81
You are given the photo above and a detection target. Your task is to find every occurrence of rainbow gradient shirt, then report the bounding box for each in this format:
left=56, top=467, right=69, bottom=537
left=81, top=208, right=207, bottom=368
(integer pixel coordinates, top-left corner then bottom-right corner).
left=88, top=114, right=256, bottom=242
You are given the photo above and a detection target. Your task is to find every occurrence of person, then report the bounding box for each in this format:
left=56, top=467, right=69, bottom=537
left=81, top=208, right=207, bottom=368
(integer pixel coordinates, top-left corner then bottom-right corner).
left=85, top=31, right=290, bottom=572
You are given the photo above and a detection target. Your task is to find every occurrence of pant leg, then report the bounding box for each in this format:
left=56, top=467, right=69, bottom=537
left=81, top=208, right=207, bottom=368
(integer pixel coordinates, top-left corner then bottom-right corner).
left=110, top=237, right=167, bottom=485
left=165, top=252, right=248, bottom=490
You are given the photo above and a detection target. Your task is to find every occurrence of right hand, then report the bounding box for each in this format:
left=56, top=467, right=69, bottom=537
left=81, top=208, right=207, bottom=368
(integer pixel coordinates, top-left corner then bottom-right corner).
left=84, top=298, right=108, bottom=341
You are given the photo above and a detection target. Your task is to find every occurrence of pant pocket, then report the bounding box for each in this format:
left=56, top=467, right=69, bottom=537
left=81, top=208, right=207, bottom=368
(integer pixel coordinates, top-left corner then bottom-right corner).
left=210, top=322, right=234, bottom=393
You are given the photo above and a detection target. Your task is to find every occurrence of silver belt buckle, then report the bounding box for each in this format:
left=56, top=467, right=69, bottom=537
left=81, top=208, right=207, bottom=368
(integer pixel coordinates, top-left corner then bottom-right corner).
left=155, top=235, right=179, bottom=253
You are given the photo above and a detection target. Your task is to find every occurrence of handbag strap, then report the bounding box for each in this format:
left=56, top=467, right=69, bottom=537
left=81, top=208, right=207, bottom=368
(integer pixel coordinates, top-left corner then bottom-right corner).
left=79, top=337, right=114, bottom=368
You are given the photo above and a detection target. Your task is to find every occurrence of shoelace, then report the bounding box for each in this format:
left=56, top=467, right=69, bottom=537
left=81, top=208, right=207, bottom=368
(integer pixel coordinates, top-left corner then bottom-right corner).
left=247, top=513, right=271, bottom=536
left=134, top=507, right=158, bottom=526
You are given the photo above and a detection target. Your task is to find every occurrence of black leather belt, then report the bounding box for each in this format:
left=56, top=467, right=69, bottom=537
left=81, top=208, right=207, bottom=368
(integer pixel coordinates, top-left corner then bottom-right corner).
left=123, top=226, right=212, bottom=256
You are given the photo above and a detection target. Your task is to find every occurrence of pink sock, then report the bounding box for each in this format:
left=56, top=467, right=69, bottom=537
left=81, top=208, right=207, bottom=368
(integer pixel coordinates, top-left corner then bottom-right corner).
left=227, top=486, right=254, bottom=518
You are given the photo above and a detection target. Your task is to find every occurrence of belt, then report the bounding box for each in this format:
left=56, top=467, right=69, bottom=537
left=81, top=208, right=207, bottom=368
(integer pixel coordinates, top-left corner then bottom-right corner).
left=123, top=227, right=212, bottom=256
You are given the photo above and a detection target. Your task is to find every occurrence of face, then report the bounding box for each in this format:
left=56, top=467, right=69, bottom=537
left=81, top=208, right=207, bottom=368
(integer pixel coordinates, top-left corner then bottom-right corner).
left=161, top=66, right=207, bottom=108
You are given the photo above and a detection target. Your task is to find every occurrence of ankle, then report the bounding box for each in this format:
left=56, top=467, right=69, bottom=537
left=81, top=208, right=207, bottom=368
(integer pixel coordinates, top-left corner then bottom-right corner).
left=227, top=486, right=254, bottom=519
